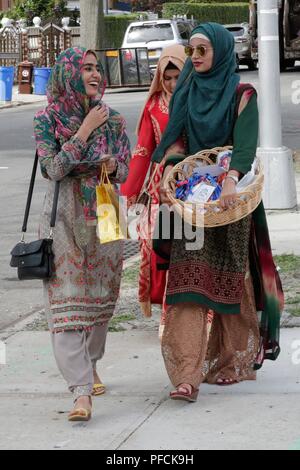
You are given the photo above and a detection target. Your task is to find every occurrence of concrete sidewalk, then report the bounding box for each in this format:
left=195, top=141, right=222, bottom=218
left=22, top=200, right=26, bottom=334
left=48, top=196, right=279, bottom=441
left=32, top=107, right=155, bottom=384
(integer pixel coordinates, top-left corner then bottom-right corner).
left=0, top=325, right=299, bottom=450
left=266, top=153, right=300, bottom=255
left=0, top=86, right=47, bottom=109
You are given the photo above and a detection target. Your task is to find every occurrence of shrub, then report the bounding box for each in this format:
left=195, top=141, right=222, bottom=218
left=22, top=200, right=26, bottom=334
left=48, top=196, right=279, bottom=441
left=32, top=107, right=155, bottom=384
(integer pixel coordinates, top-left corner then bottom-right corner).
left=162, top=2, right=249, bottom=24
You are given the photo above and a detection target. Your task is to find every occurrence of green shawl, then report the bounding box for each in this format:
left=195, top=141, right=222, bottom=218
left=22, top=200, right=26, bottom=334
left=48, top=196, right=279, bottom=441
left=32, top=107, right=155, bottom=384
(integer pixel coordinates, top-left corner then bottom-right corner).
left=152, top=22, right=240, bottom=162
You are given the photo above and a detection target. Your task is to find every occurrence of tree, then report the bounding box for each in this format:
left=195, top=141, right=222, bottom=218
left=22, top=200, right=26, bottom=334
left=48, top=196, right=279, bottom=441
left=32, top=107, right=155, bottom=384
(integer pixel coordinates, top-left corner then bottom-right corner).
left=80, top=0, right=105, bottom=50
left=13, top=0, right=68, bottom=23
left=131, top=0, right=164, bottom=14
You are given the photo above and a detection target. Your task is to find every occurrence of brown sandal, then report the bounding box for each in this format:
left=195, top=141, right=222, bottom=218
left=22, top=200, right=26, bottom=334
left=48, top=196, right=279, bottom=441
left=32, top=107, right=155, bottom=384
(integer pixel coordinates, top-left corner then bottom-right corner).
left=170, top=385, right=199, bottom=403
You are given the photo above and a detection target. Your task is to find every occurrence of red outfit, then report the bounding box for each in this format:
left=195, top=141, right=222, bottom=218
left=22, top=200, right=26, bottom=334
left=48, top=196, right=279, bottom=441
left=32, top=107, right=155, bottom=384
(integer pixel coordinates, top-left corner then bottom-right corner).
left=121, top=92, right=169, bottom=316
left=121, top=44, right=187, bottom=324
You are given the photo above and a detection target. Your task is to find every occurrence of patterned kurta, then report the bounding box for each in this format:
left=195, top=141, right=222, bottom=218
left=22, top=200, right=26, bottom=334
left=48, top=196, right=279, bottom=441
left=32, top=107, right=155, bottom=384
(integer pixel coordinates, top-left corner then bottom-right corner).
left=36, top=117, right=131, bottom=333
left=34, top=47, right=131, bottom=333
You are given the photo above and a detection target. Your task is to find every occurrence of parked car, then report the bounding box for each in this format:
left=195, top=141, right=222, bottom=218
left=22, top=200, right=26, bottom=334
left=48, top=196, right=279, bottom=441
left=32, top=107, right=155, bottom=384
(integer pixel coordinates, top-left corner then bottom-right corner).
left=122, top=19, right=196, bottom=72
left=224, top=22, right=257, bottom=70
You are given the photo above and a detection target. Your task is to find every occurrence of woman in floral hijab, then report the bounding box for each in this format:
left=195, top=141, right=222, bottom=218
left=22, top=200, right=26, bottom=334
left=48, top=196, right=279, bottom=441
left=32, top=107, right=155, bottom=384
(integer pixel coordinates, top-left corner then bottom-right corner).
left=34, top=47, right=131, bottom=422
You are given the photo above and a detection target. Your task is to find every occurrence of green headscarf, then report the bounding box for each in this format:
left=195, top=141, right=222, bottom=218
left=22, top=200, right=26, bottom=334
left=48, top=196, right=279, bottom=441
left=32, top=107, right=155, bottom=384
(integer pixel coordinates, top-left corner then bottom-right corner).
left=152, top=22, right=240, bottom=163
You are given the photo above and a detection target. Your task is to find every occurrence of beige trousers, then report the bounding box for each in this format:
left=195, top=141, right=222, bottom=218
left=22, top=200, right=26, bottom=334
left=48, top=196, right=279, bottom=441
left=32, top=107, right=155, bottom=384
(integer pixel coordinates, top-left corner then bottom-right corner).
left=162, top=271, right=260, bottom=390
left=51, top=323, right=109, bottom=401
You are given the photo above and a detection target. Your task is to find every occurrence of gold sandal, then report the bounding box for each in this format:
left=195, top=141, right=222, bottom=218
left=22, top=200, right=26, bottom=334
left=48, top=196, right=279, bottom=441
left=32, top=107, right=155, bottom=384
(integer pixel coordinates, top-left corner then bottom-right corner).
left=92, top=383, right=106, bottom=397
left=68, top=398, right=92, bottom=422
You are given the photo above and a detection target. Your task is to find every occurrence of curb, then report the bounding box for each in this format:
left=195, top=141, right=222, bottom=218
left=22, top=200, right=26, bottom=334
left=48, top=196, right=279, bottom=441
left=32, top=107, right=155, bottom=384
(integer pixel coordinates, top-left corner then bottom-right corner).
left=0, top=87, right=147, bottom=110
left=0, top=99, right=47, bottom=110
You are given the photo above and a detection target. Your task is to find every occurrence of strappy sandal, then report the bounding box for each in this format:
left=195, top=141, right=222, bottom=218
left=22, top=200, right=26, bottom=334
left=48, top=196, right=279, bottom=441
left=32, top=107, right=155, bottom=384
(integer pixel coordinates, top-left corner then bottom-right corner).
left=92, top=383, right=106, bottom=397
left=170, top=385, right=199, bottom=403
left=68, top=397, right=92, bottom=422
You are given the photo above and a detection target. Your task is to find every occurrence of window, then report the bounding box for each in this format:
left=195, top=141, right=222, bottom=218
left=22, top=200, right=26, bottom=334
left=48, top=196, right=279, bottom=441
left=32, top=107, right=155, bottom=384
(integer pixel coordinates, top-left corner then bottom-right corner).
left=177, top=23, right=190, bottom=40
left=127, top=24, right=174, bottom=44
left=226, top=27, right=245, bottom=38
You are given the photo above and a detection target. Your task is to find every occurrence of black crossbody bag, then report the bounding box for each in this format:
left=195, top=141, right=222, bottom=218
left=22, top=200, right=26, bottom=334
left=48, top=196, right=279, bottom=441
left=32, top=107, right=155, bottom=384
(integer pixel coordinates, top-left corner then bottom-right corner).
left=10, top=152, right=60, bottom=281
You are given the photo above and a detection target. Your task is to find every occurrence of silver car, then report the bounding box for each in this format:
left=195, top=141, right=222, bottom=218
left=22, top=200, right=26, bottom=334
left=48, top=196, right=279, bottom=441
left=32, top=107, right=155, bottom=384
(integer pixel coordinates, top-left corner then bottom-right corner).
left=122, top=19, right=196, bottom=72
left=224, top=22, right=257, bottom=70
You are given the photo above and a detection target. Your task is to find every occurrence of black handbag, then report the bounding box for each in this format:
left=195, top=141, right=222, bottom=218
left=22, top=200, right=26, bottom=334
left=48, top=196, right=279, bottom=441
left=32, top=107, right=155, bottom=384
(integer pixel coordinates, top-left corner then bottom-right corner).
left=10, top=152, right=60, bottom=281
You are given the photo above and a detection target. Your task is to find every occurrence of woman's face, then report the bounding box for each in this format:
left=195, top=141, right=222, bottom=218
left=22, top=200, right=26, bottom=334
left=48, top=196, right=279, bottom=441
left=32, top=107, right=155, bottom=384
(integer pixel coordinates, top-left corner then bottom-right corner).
left=81, top=52, right=102, bottom=97
left=163, top=67, right=180, bottom=95
left=190, top=37, right=214, bottom=73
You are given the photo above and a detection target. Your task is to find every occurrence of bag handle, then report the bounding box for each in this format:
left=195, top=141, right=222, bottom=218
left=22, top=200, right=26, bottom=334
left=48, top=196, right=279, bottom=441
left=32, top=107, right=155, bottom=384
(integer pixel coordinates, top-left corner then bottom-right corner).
left=21, top=151, right=60, bottom=242
left=99, top=164, right=111, bottom=186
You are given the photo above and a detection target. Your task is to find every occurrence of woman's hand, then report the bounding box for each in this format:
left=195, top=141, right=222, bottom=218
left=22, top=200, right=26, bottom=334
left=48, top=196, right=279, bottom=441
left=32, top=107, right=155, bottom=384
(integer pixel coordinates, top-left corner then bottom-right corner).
left=101, top=155, right=117, bottom=175
left=76, top=105, right=109, bottom=143
left=159, top=187, right=172, bottom=206
left=219, top=177, right=238, bottom=209
left=83, top=105, right=109, bottom=133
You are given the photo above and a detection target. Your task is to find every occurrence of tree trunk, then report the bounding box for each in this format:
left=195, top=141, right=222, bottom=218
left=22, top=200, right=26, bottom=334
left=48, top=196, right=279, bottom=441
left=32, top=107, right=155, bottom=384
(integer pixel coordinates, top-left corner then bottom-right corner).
left=80, top=0, right=105, bottom=50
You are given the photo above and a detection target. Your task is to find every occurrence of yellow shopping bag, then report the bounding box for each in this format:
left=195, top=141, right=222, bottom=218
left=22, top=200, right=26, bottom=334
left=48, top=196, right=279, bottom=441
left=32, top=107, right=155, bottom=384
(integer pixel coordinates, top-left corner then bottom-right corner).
left=96, top=165, right=126, bottom=244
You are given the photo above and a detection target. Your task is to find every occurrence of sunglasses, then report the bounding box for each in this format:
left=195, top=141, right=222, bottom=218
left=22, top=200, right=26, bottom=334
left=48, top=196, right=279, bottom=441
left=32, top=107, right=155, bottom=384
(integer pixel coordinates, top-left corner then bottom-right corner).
left=184, top=45, right=212, bottom=57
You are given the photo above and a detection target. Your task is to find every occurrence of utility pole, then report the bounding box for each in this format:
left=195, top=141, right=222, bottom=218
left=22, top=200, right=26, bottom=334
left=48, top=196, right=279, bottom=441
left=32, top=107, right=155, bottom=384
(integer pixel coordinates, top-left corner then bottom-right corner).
left=80, top=0, right=105, bottom=50
left=256, top=0, right=297, bottom=209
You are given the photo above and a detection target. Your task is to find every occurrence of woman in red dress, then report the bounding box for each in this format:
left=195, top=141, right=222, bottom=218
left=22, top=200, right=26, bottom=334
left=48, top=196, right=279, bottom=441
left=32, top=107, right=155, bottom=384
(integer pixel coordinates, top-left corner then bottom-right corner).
left=121, top=45, right=186, bottom=336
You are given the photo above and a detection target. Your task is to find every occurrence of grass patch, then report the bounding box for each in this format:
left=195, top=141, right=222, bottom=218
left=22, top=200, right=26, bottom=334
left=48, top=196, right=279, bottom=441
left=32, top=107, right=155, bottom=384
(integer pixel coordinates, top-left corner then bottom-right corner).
left=109, top=313, right=136, bottom=332
left=274, top=254, right=300, bottom=273
left=286, top=296, right=300, bottom=305
left=288, top=306, right=300, bottom=317
left=122, top=262, right=139, bottom=285
left=274, top=254, right=300, bottom=318
left=293, top=151, right=300, bottom=174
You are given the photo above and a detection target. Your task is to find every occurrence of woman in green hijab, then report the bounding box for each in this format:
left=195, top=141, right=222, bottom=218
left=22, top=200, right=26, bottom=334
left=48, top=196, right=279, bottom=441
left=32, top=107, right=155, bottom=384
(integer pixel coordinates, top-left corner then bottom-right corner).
left=153, top=23, right=283, bottom=402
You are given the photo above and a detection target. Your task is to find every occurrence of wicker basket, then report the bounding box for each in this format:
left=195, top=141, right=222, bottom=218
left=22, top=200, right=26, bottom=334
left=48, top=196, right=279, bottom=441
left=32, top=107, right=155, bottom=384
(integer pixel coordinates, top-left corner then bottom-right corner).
left=163, top=146, right=264, bottom=228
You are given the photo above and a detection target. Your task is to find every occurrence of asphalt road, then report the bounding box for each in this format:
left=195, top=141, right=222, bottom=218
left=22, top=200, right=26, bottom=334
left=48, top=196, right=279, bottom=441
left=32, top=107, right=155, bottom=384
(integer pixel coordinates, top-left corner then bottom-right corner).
left=0, top=68, right=300, bottom=330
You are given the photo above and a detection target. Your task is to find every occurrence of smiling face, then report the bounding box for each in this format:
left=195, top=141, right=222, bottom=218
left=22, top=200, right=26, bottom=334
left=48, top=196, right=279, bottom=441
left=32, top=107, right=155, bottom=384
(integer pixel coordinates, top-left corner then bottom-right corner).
left=190, top=37, right=214, bottom=73
left=81, top=52, right=102, bottom=97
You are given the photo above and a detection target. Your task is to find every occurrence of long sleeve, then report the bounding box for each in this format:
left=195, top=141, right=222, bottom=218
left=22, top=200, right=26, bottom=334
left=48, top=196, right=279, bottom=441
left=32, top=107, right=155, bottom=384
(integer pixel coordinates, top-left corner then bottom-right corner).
left=34, top=113, right=88, bottom=181
left=230, top=94, right=259, bottom=175
left=109, top=118, right=132, bottom=185
left=121, top=103, right=156, bottom=200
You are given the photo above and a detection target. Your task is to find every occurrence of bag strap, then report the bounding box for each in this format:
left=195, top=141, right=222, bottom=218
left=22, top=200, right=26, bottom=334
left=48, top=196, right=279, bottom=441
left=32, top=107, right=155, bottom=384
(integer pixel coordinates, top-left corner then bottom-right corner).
left=21, top=151, right=60, bottom=240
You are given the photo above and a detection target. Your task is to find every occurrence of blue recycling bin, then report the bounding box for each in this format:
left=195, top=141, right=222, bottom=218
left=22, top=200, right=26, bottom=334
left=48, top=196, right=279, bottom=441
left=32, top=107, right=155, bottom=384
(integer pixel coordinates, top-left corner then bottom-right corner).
left=33, top=67, right=52, bottom=95
left=0, top=66, right=15, bottom=101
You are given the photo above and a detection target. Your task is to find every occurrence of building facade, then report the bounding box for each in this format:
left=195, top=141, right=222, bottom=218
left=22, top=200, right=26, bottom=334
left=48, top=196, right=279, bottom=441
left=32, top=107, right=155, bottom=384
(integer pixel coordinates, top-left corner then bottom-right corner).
left=0, top=0, right=14, bottom=12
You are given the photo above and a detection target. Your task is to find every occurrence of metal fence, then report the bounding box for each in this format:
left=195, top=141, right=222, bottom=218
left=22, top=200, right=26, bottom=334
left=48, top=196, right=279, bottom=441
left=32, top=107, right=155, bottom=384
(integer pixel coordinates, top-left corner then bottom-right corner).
left=0, top=25, right=21, bottom=67
left=0, top=23, right=152, bottom=88
left=0, top=23, right=76, bottom=68
left=97, top=48, right=151, bottom=88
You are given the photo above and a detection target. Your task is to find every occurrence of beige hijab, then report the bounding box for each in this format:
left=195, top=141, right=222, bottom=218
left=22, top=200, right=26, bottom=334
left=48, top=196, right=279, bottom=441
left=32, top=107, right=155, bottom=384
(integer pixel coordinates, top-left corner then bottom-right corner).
left=136, top=44, right=187, bottom=134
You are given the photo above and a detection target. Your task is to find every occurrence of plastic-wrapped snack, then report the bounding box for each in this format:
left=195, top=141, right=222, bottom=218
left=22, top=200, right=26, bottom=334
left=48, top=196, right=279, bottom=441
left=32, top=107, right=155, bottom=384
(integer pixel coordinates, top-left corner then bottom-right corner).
left=217, top=149, right=232, bottom=171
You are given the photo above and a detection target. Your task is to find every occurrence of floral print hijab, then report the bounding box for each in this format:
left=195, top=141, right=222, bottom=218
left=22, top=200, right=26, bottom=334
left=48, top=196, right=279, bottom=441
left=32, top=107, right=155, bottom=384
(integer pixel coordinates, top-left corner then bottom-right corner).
left=34, top=47, right=131, bottom=222
left=46, top=47, right=111, bottom=156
